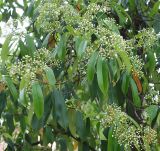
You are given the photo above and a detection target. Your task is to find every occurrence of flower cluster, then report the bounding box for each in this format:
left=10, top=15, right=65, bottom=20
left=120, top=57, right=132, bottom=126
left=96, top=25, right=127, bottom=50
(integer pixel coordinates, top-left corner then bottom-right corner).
left=144, top=88, right=160, bottom=105
left=134, top=28, right=158, bottom=51
left=130, top=55, right=144, bottom=77
left=7, top=48, right=59, bottom=91
left=79, top=102, right=157, bottom=150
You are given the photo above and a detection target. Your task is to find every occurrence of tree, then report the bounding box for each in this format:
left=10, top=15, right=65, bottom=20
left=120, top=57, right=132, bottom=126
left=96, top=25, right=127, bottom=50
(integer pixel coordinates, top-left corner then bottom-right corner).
left=0, top=0, right=160, bottom=150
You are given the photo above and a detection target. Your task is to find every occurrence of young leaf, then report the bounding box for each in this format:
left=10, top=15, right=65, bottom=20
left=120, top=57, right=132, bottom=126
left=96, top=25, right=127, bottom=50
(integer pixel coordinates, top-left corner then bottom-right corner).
left=130, top=78, right=141, bottom=107
left=44, top=67, right=56, bottom=88
left=87, top=52, right=98, bottom=84
left=32, top=82, right=44, bottom=119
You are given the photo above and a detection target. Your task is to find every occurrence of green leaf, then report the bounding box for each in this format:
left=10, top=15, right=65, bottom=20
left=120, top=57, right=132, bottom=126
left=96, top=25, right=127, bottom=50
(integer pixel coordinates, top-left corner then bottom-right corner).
left=130, top=78, right=141, bottom=107
left=32, top=82, right=44, bottom=119
left=1, top=34, right=12, bottom=62
left=19, top=40, right=29, bottom=56
left=53, top=90, right=68, bottom=129
left=149, top=1, right=160, bottom=17
left=145, top=51, right=156, bottom=74
left=77, top=39, right=87, bottom=57
left=56, top=34, right=68, bottom=60
left=3, top=76, right=18, bottom=101
left=121, top=72, right=130, bottom=95
left=25, top=34, right=36, bottom=56
left=97, top=57, right=109, bottom=96
left=0, top=92, right=6, bottom=117
left=153, top=14, right=160, bottom=33
left=107, top=127, right=114, bottom=151
left=118, top=51, right=131, bottom=73
left=87, top=52, right=98, bottom=84
left=44, top=67, right=56, bottom=88
left=145, top=105, right=158, bottom=124
left=68, top=109, right=76, bottom=137
left=76, top=111, right=86, bottom=140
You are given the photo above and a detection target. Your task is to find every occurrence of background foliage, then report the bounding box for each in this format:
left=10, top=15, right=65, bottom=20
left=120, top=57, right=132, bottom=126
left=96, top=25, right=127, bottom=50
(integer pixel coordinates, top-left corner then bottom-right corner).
left=0, top=0, right=160, bottom=151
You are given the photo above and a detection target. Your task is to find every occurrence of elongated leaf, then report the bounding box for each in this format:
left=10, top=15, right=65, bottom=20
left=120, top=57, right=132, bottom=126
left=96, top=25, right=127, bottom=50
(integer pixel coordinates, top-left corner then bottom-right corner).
left=53, top=90, right=68, bottom=129
left=145, top=105, right=158, bottom=124
left=77, top=39, right=87, bottom=57
left=107, top=127, right=114, bottom=151
left=76, top=111, right=86, bottom=140
left=145, top=51, right=156, bottom=74
left=0, top=92, right=6, bottom=117
left=1, top=34, right=12, bottom=62
left=3, top=76, right=18, bottom=101
left=87, top=52, right=98, bottom=84
left=149, top=1, right=160, bottom=17
left=32, top=82, right=44, bottom=119
left=121, top=72, right=130, bottom=95
left=44, top=67, right=56, bottom=88
left=97, top=57, right=109, bottom=96
left=25, top=34, right=36, bottom=56
left=56, top=34, right=68, bottom=60
left=68, top=109, right=76, bottom=137
left=130, top=78, right=141, bottom=107
left=118, top=51, right=131, bottom=73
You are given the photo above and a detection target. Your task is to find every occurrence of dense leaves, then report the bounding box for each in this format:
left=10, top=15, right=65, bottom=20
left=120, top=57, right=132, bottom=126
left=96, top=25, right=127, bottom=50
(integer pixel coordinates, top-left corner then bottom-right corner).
left=0, top=0, right=160, bottom=151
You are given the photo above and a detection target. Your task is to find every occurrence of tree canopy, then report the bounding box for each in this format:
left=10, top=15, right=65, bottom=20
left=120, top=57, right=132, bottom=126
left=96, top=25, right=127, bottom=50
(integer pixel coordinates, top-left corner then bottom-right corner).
left=0, top=0, right=160, bottom=151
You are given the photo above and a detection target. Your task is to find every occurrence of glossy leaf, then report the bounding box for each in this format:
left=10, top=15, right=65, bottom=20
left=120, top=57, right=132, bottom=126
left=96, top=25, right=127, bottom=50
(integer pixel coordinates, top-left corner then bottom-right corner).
left=53, top=90, right=68, bottom=129
left=121, top=71, right=130, bottom=95
left=130, top=78, right=141, bottom=107
left=32, top=82, right=44, bottom=119
left=44, top=67, right=56, bottom=88
left=3, top=76, right=18, bottom=101
left=87, top=52, right=98, bottom=84
left=97, top=57, right=109, bottom=96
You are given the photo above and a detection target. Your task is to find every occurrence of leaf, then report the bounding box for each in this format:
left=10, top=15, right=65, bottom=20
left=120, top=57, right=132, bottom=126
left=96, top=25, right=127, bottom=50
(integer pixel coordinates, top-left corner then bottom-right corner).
left=87, top=52, right=98, bottom=84
left=3, top=76, right=18, bottom=101
left=53, top=90, right=68, bottom=129
left=25, top=34, right=36, bottom=56
left=97, top=57, right=109, bottom=96
left=44, top=67, right=56, bottom=88
left=142, top=76, right=148, bottom=93
left=149, top=1, right=160, bottom=17
left=77, top=39, right=87, bottom=57
left=130, top=78, right=141, bottom=107
left=107, top=127, right=114, bottom=151
left=56, top=34, right=68, bottom=60
left=145, top=51, right=156, bottom=74
left=19, top=40, right=28, bottom=56
left=1, top=34, right=12, bottom=62
left=145, top=105, right=158, bottom=124
left=118, top=50, right=132, bottom=73
left=32, top=82, right=44, bottom=119
left=121, top=71, right=130, bottom=95
left=153, top=14, right=160, bottom=33
left=68, top=109, right=76, bottom=137
left=0, top=92, right=6, bottom=117
left=19, top=76, right=29, bottom=105
left=76, top=111, right=86, bottom=140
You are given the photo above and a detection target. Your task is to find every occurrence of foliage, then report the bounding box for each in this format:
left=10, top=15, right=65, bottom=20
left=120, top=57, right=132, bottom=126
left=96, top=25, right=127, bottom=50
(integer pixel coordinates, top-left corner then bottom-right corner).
left=0, top=0, right=160, bottom=151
